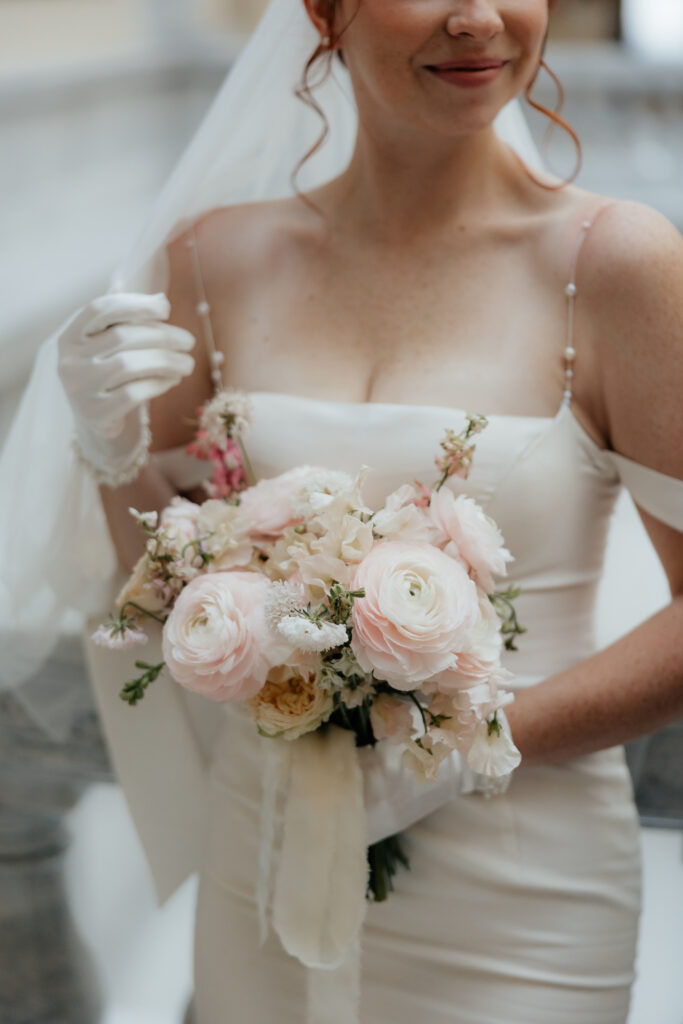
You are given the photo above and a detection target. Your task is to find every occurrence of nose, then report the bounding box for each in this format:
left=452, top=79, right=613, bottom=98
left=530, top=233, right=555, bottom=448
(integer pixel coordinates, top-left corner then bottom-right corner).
left=445, top=0, right=504, bottom=39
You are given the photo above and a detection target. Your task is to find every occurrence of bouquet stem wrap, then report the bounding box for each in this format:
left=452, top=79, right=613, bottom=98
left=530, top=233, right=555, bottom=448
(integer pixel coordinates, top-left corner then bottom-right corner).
left=258, top=725, right=368, bottom=1023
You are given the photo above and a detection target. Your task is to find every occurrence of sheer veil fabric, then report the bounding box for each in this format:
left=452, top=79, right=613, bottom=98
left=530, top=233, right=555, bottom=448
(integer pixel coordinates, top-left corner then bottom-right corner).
left=0, top=0, right=547, bottom=739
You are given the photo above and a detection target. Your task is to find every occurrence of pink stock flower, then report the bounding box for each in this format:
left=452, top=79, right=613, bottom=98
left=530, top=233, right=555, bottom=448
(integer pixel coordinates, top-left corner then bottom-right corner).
left=186, top=433, right=249, bottom=500
left=350, top=540, right=479, bottom=690
left=161, top=572, right=275, bottom=701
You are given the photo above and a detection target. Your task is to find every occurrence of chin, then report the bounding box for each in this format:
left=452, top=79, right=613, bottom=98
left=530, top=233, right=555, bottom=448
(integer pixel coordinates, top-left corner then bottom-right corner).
left=426, top=105, right=504, bottom=139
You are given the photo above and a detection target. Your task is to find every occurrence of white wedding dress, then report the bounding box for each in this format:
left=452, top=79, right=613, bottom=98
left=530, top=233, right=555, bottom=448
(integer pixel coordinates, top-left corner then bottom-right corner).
left=81, top=204, right=683, bottom=1023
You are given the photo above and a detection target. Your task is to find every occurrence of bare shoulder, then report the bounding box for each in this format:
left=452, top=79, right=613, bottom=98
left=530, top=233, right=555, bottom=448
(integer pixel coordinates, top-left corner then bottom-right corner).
left=182, top=196, right=314, bottom=280
left=148, top=197, right=306, bottom=453
left=581, top=197, right=683, bottom=295
left=578, top=198, right=683, bottom=470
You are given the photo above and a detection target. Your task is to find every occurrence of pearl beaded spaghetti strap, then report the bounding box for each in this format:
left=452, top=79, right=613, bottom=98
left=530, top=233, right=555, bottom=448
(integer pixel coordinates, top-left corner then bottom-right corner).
left=561, top=201, right=617, bottom=409
left=184, top=224, right=225, bottom=394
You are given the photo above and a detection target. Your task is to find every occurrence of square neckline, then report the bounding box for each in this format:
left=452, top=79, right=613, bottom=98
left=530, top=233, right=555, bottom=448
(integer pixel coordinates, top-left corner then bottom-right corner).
left=246, top=388, right=612, bottom=458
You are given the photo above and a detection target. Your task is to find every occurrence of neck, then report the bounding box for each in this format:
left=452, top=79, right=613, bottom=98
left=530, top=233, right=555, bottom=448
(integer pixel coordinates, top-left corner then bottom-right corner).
left=325, top=123, right=525, bottom=245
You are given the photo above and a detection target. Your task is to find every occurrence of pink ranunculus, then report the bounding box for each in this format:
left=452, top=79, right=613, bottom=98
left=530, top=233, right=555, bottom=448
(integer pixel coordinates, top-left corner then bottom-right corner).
left=350, top=540, right=479, bottom=691
left=427, top=488, right=513, bottom=593
left=238, top=465, right=324, bottom=538
left=161, top=572, right=274, bottom=701
left=431, top=591, right=503, bottom=692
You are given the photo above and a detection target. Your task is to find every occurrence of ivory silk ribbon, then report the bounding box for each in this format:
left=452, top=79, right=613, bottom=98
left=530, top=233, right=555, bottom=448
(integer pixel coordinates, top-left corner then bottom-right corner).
left=256, top=725, right=369, bottom=1024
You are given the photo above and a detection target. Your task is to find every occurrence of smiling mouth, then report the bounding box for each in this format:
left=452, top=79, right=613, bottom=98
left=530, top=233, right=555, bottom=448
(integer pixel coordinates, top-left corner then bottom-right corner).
left=426, top=63, right=505, bottom=72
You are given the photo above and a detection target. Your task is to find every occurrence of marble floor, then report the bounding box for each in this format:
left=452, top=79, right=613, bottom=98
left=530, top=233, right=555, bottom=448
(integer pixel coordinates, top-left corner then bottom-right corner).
left=64, top=782, right=683, bottom=1024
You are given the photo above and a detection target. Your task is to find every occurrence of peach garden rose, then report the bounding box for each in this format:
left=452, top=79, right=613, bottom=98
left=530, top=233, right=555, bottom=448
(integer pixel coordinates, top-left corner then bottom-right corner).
left=245, top=664, right=334, bottom=740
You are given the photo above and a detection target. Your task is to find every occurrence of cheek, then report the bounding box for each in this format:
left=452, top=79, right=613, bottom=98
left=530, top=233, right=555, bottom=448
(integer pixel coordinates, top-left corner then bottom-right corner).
left=501, top=1, right=548, bottom=80
left=503, top=0, right=548, bottom=52
left=340, top=0, right=438, bottom=76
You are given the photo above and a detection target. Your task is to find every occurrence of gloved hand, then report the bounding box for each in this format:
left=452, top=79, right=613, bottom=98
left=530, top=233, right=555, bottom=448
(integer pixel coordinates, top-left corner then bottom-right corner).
left=57, top=291, right=196, bottom=487
left=359, top=710, right=517, bottom=847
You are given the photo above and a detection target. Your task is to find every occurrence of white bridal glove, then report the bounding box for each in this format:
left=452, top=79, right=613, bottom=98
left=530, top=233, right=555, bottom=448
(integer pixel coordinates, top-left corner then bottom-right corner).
left=57, top=291, right=196, bottom=487
left=360, top=710, right=517, bottom=848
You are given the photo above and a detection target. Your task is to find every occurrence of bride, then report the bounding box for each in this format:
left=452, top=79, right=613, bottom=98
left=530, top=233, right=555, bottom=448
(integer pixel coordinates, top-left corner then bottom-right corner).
left=3, top=0, right=683, bottom=1020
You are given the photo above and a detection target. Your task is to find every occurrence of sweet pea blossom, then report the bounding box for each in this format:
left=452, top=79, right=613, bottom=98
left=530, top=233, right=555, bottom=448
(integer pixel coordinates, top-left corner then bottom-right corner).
left=466, top=714, right=522, bottom=777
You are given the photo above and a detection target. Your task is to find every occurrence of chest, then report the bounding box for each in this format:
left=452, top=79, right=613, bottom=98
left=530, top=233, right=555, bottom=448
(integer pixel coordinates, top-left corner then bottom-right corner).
left=211, top=223, right=595, bottom=421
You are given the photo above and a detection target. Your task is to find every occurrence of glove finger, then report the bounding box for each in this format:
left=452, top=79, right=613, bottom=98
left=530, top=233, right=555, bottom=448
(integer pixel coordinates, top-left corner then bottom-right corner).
left=99, top=349, right=195, bottom=393
left=99, top=377, right=187, bottom=424
left=89, top=322, right=196, bottom=357
left=68, top=293, right=171, bottom=339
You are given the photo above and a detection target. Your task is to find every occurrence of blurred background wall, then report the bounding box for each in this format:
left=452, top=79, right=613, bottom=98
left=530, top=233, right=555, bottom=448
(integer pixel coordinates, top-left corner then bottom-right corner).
left=1, top=1, right=682, bottom=1022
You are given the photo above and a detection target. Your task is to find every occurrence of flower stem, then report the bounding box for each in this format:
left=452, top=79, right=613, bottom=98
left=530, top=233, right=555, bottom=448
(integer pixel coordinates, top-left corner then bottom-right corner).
left=235, top=435, right=257, bottom=487
left=118, top=601, right=166, bottom=625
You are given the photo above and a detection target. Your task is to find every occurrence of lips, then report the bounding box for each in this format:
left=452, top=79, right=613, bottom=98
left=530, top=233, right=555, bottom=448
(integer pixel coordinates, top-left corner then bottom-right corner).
left=427, top=59, right=506, bottom=71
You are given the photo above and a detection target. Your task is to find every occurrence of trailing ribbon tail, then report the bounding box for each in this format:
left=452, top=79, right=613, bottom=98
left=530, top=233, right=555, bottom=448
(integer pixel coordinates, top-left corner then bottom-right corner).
left=256, top=735, right=290, bottom=946
left=272, top=725, right=369, bottom=970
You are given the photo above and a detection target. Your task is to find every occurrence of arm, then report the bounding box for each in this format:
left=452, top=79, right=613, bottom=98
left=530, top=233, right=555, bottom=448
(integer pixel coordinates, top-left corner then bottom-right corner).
left=506, top=200, right=683, bottom=767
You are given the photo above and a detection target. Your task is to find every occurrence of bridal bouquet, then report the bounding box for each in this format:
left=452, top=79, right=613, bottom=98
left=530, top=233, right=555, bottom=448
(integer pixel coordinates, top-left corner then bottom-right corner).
left=93, top=388, right=525, bottom=900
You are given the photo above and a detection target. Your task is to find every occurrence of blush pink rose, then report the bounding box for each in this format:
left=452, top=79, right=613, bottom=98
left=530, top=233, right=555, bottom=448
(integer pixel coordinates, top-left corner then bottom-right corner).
left=162, top=572, right=273, bottom=701
left=238, top=465, right=323, bottom=538
left=350, top=540, right=479, bottom=691
left=427, top=488, right=513, bottom=593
